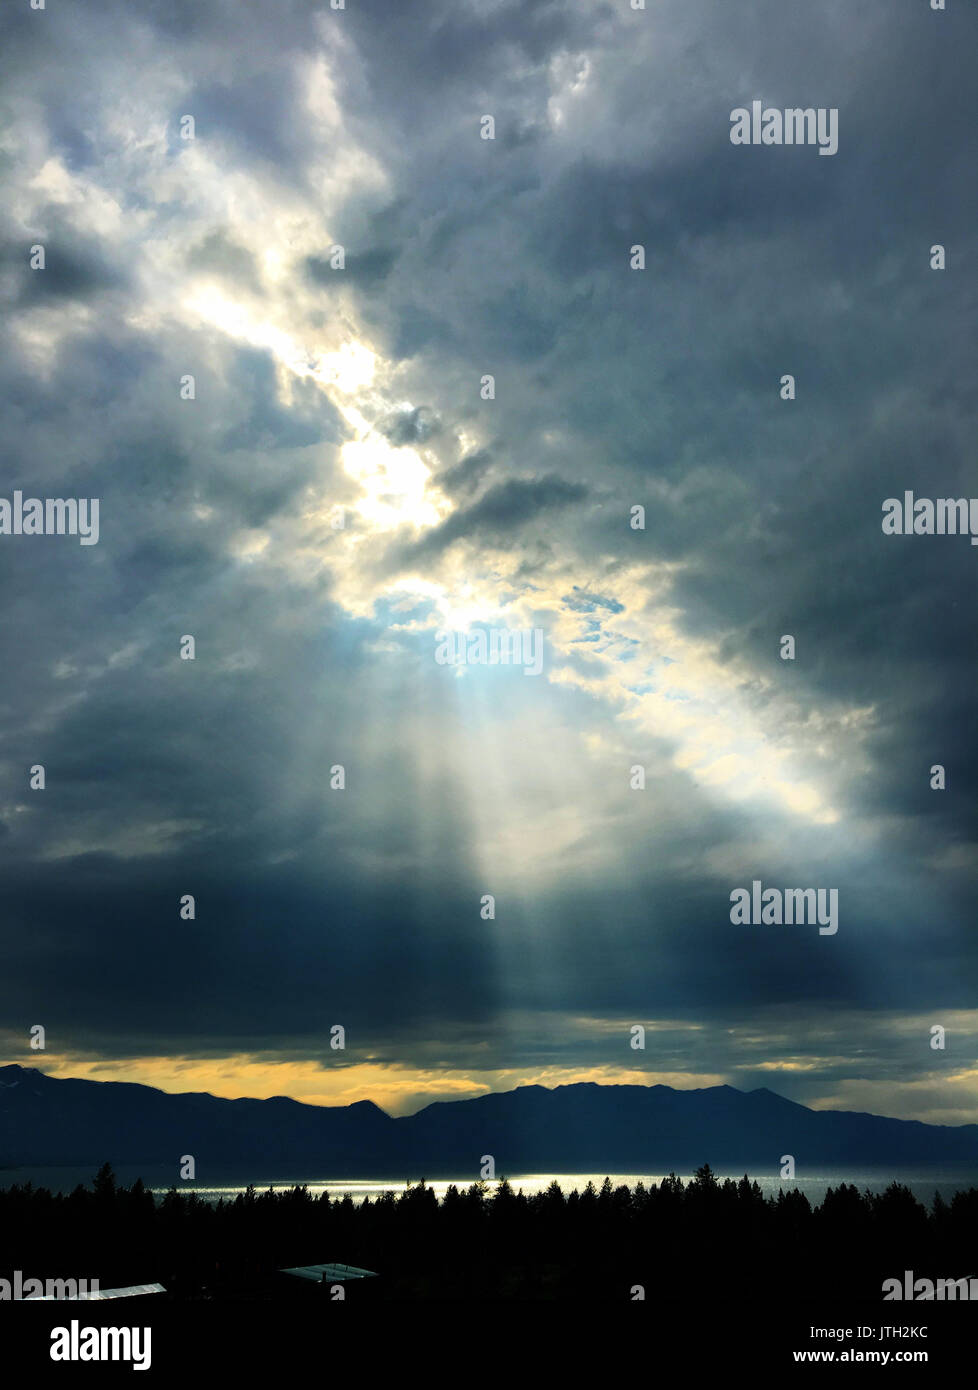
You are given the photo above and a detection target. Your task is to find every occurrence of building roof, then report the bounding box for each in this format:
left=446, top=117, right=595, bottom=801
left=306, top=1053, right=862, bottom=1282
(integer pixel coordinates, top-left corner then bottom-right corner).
left=26, top=1284, right=166, bottom=1301
left=279, top=1263, right=378, bottom=1283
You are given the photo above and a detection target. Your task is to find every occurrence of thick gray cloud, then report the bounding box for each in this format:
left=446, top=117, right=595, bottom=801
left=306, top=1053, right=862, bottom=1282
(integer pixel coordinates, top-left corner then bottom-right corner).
left=0, top=0, right=975, bottom=1124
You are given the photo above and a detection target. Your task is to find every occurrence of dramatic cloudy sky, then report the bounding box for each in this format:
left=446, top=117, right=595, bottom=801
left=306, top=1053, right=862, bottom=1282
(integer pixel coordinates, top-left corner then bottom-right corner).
left=1, top=0, right=975, bottom=1127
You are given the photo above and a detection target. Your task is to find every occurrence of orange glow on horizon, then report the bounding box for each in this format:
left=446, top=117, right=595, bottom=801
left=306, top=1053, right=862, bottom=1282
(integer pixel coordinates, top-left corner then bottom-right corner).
left=10, top=1054, right=729, bottom=1118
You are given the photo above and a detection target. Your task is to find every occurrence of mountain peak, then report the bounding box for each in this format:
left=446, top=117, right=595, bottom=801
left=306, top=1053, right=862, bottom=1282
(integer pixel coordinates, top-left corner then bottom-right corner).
left=0, top=1064, right=37, bottom=1082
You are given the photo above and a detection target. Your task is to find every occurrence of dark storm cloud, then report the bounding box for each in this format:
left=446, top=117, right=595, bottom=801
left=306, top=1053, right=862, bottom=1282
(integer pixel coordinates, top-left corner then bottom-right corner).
left=2, top=234, right=124, bottom=306
left=306, top=247, right=399, bottom=288
left=186, top=230, right=261, bottom=292
left=378, top=406, right=440, bottom=447
left=187, top=72, right=306, bottom=169
left=436, top=448, right=493, bottom=497
left=421, top=475, right=588, bottom=552
left=334, top=0, right=977, bottom=854
left=337, top=0, right=589, bottom=108
left=218, top=349, right=337, bottom=453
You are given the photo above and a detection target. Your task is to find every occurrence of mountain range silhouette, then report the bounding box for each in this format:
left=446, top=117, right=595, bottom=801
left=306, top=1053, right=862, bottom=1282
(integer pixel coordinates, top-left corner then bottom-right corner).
left=2, top=1065, right=976, bottom=1177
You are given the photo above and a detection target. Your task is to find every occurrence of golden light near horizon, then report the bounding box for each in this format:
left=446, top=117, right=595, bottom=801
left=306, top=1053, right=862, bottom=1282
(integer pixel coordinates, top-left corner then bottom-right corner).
left=23, top=1054, right=735, bottom=1118
left=22, top=1048, right=978, bottom=1128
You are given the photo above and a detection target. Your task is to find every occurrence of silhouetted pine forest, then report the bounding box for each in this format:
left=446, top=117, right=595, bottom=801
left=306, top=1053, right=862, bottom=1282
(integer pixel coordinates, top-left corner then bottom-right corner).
left=2, top=1164, right=976, bottom=1301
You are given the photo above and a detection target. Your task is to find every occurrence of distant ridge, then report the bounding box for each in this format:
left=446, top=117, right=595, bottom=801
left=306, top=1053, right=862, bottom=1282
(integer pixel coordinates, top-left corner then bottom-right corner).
left=2, top=1065, right=976, bottom=1178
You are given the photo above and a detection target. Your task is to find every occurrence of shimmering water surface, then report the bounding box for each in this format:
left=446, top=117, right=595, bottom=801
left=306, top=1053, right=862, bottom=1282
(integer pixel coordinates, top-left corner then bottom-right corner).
left=4, top=1165, right=977, bottom=1206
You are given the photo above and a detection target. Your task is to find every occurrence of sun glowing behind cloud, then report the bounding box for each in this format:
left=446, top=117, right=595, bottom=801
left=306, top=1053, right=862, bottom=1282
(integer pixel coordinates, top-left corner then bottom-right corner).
left=341, top=433, right=449, bottom=533
left=115, top=117, right=848, bottom=839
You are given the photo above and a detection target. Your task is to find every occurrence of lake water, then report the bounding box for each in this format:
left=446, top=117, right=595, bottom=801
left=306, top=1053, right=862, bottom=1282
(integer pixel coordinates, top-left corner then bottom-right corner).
left=3, top=1165, right=977, bottom=1206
